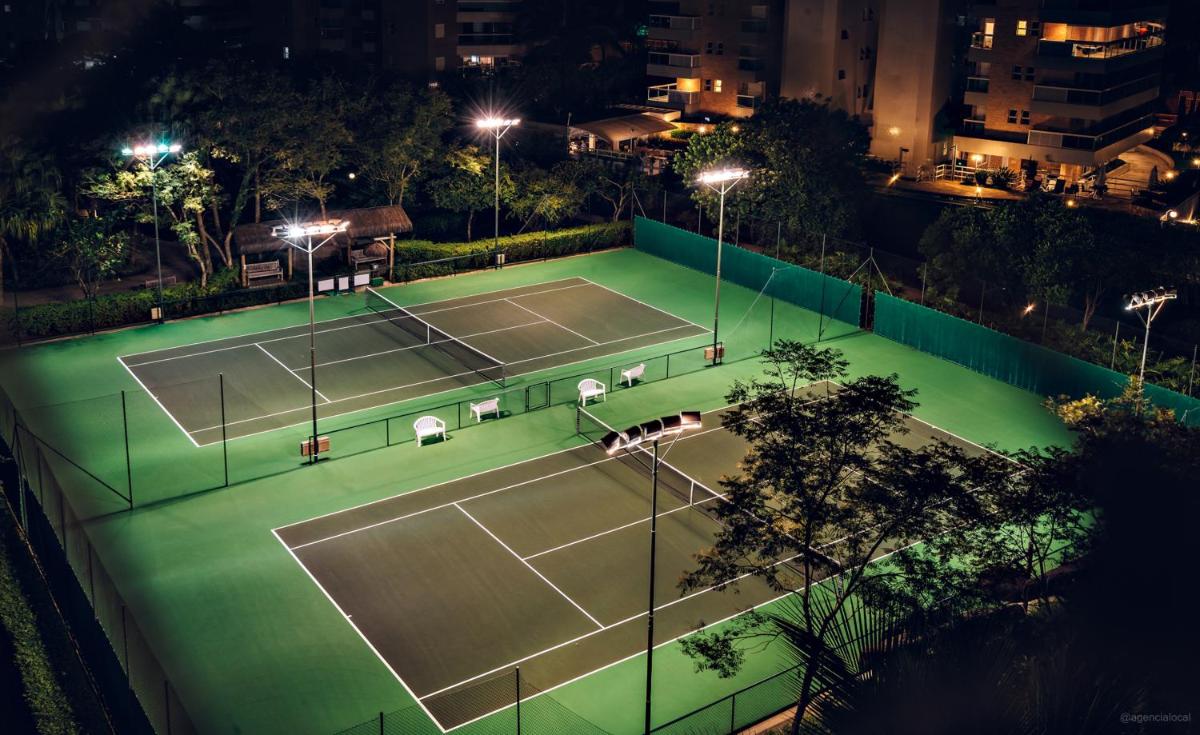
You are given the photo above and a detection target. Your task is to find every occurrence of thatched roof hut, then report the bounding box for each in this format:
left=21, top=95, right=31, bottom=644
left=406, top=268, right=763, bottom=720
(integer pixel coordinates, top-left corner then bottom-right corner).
left=233, top=204, right=413, bottom=256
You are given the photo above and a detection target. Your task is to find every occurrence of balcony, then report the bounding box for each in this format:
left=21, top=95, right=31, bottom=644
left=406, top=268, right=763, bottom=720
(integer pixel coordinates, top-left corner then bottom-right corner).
left=964, top=76, right=990, bottom=107
left=737, top=94, right=762, bottom=110
left=740, top=19, right=768, bottom=34
left=971, top=32, right=993, bottom=50
left=1027, top=113, right=1155, bottom=152
left=647, top=51, right=702, bottom=79
left=648, top=14, right=701, bottom=40
left=647, top=83, right=698, bottom=109
left=1037, top=33, right=1164, bottom=65
left=1030, top=74, right=1159, bottom=120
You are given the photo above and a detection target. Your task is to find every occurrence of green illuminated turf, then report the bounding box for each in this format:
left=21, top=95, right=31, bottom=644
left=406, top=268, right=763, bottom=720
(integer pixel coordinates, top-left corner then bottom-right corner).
left=0, top=248, right=1073, bottom=734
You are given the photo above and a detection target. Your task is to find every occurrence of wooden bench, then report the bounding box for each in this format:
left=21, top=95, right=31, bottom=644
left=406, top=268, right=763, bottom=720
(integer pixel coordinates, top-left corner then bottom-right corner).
left=620, top=363, right=645, bottom=387
left=470, top=398, right=501, bottom=423
left=244, top=260, right=283, bottom=287
left=141, top=275, right=177, bottom=290
left=413, top=416, right=447, bottom=446
left=578, top=379, right=606, bottom=406
left=350, top=247, right=387, bottom=271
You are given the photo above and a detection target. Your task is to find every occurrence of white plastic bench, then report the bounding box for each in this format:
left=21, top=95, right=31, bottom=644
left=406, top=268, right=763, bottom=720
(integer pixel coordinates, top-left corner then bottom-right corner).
left=577, top=378, right=607, bottom=406
left=620, top=363, right=646, bottom=388
left=413, top=416, right=446, bottom=446
left=470, top=398, right=500, bottom=423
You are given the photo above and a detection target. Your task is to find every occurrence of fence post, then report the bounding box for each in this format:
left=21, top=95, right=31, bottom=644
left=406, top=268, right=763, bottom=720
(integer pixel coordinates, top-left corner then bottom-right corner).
left=729, top=692, right=737, bottom=734
left=1110, top=322, right=1120, bottom=370
left=920, top=263, right=927, bottom=305
left=379, top=711, right=384, bottom=735
left=816, top=235, right=827, bottom=342
left=1189, top=344, right=1197, bottom=396
left=978, top=282, right=986, bottom=324
left=515, top=666, right=522, bottom=735
left=220, top=373, right=229, bottom=487
left=121, top=390, right=133, bottom=509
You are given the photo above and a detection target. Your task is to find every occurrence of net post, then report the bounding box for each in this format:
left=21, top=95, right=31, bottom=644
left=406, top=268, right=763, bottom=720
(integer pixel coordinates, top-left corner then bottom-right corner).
left=379, top=711, right=384, bottom=735
left=515, top=666, right=522, bottom=735
left=121, top=390, right=133, bottom=509
left=220, top=373, right=229, bottom=487
left=730, top=691, right=736, bottom=732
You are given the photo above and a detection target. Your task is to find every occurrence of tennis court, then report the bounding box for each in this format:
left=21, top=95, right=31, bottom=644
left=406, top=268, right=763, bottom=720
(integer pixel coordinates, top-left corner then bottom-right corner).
left=117, top=277, right=709, bottom=445
left=273, top=381, right=1001, bottom=731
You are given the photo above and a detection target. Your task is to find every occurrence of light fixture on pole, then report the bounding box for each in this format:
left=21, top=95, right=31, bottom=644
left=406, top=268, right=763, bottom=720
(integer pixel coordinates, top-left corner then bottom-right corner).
left=122, top=141, right=183, bottom=319
left=272, top=219, right=350, bottom=463
left=695, top=167, right=748, bottom=365
left=1125, top=287, right=1177, bottom=385
left=476, top=116, right=520, bottom=266
left=600, top=410, right=703, bottom=735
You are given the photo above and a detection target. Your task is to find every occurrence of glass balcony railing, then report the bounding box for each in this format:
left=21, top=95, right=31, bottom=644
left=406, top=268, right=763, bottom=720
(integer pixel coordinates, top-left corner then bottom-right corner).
left=647, top=83, right=698, bottom=106
left=966, top=76, right=990, bottom=93
left=1037, top=33, right=1164, bottom=60
left=648, top=14, right=701, bottom=31
left=1032, top=74, right=1158, bottom=107
left=647, top=51, right=701, bottom=68
left=1026, top=113, right=1154, bottom=151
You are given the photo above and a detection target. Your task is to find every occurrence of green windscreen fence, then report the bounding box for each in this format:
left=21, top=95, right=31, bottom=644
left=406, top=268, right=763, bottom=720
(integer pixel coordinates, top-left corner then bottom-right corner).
left=633, top=217, right=863, bottom=328
left=874, top=293, right=1200, bottom=426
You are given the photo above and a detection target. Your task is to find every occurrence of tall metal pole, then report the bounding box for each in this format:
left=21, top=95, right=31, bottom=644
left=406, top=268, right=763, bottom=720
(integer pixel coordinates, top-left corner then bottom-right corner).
left=150, top=169, right=164, bottom=317
left=493, top=131, right=501, bottom=257
left=644, top=438, right=660, bottom=735
left=712, top=184, right=726, bottom=365
left=1138, top=309, right=1152, bottom=385
left=307, top=243, right=319, bottom=463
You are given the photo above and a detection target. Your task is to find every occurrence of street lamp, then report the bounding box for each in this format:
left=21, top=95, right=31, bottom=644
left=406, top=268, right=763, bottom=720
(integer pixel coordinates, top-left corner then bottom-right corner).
left=600, top=410, right=703, bottom=735
left=272, top=219, right=350, bottom=463
left=122, top=141, right=183, bottom=317
left=695, top=167, right=748, bottom=364
left=476, top=116, right=520, bottom=264
left=1126, top=288, right=1177, bottom=386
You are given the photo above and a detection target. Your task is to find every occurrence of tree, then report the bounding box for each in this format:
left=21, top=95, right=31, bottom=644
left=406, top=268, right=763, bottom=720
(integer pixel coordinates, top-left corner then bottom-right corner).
left=55, top=216, right=130, bottom=299
left=556, top=158, right=658, bottom=222
left=673, top=99, right=870, bottom=239
left=429, top=146, right=511, bottom=241
left=359, top=84, right=453, bottom=207
left=506, top=166, right=582, bottom=230
left=87, top=151, right=225, bottom=286
left=0, top=139, right=67, bottom=299
left=679, top=341, right=1012, bottom=735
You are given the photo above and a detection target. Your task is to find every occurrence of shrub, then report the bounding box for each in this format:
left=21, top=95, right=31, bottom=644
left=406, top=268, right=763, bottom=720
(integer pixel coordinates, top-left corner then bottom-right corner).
left=392, top=222, right=630, bottom=281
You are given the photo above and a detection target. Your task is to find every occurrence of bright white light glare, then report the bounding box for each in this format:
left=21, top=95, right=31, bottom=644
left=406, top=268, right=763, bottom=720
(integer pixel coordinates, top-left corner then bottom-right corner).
left=272, top=220, right=350, bottom=239
left=476, top=117, right=520, bottom=129
left=123, top=143, right=182, bottom=157
left=1126, top=288, right=1177, bottom=310
left=1168, top=209, right=1179, bottom=219
left=1023, top=303, right=1036, bottom=316
left=697, top=168, right=748, bottom=184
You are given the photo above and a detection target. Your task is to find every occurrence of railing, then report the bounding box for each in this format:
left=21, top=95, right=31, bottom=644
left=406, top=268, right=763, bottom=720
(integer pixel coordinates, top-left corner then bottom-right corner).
left=647, top=51, right=701, bottom=68
left=961, top=118, right=986, bottom=134
left=1037, top=33, right=1163, bottom=60
left=1027, top=112, right=1154, bottom=151
left=1031, top=74, right=1158, bottom=106
left=736, top=94, right=762, bottom=109
left=648, top=14, right=701, bottom=31
left=647, top=83, right=698, bottom=106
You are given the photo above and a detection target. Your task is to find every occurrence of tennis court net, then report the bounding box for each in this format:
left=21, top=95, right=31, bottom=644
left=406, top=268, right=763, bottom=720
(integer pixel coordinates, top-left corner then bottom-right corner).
left=366, top=287, right=506, bottom=388
left=577, top=405, right=815, bottom=587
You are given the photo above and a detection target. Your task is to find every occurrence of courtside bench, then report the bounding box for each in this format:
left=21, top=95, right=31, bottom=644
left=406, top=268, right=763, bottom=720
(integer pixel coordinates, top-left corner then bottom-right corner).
left=243, top=260, right=284, bottom=287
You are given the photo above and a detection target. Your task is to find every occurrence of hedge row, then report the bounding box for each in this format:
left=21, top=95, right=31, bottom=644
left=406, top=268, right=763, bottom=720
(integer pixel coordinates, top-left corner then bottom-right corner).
left=392, top=222, right=630, bottom=281
left=9, top=268, right=309, bottom=341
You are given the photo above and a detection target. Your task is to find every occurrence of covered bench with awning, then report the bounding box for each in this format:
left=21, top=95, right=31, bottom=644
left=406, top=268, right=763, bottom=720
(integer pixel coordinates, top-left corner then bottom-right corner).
left=572, top=113, right=677, bottom=152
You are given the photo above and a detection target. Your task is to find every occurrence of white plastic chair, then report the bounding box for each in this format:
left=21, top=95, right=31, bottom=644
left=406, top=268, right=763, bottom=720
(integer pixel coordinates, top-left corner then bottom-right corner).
left=620, top=363, right=646, bottom=388
left=577, top=378, right=607, bottom=406
left=413, top=416, right=447, bottom=446
left=470, top=398, right=500, bottom=423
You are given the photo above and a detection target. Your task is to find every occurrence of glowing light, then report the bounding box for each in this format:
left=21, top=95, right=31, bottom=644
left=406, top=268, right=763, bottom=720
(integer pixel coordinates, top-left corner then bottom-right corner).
left=476, top=117, right=520, bottom=129
left=888, top=126, right=901, bottom=136
left=730, top=125, right=740, bottom=133
left=975, top=186, right=983, bottom=197
left=697, top=168, right=749, bottom=185
left=348, top=172, right=356, bottom=180
left=1022, top=303, right=1036, bottom=316
left=1126, top=288, right=1177, bottom=311
left=1066, top=198, right=1077, bottom=208
left=1192, top=157, right=1200, bottom=167
left=272, top=220, right=350, bottom=239
left=123, top=142, right=182, bottom=158
left=1165, top=170, right=1177, bottom=181
left=971, top=154, right=984, bottom=164
left=697, top=125, right=708, bottom=134
left=887, top=173, right=900, bottom=186
left=1168, top=209, right=1178, bottom=219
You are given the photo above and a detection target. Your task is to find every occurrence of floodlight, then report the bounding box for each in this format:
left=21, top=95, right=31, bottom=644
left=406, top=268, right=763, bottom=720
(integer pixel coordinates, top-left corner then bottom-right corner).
left=601, top=430, right=627, bottom=456
left=696, top=168, right=748, bottom=185
left=271, top=220, right=349, bottom=239
left=1126, top=288, right=1177, bottom=311
left=1022, top=303, right=1036, bottom=316
left=639, top=419, right=665, bottom=442
left=476, top=117, right=520, bottom=129
left=1168, top=209, right=1179, bottom=219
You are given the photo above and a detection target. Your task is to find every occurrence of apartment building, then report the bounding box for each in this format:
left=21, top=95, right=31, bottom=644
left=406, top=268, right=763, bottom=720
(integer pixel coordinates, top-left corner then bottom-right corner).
left=780, top=0, right=879, bottom=119
left=645, top=1, right=784, bottom=118
left=954, top=0, right=1167, bottom=181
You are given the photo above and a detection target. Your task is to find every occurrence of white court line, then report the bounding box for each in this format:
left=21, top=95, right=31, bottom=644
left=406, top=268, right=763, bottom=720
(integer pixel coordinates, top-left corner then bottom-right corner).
left=121, top=279, right=592, bottom=367
left=255, top=344, right=332, bottom=404
left=454, top=503, right=604, bottom=629
left=504, top=298, right=599, bottom=345
left=269, top=529, right=448, bottom=733
left=116, top=356, right=201, bottom=448
left=521, top=501, right=698, bottom=561
left=185, top=323, right=708, bottom=440
left=579, top=277, right=710, bottom=331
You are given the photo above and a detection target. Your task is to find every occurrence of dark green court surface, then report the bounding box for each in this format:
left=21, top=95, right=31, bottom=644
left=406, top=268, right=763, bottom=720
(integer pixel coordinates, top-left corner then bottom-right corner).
left=274, top=381, right=1000, bottom=731
left=118, top=277, right=708, bottom=445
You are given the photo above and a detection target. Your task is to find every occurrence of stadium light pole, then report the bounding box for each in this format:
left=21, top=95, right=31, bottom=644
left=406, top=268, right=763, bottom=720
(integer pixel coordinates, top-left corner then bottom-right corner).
left=121, top=142, right=183, bottom=318
left=600, top=411, right=703, bottom=735
left=272, top=219, right=350, bottom=464
left=476, top=117, right=520, bottom=263
left=696, top=168, right=748, bottom=365
left=1126, top=288, right=1177, bottom=386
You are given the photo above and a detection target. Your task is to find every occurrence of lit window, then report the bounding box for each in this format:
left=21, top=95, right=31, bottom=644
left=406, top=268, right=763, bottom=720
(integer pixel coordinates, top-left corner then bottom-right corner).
left=714, top=79, right=722, bottom=92
left=434, top=23, right=444, bottom=38
left=282, top=46, right=290, bottom=59
left=1016, top=19, right=1028, bottom=36
left=435, top=56, right=444, bottom=70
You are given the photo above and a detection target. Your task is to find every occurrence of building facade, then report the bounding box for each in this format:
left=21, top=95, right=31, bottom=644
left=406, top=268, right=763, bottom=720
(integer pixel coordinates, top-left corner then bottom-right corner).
left=779, top=0, right=879, bottom=120
left=645, top=1, right=783, bottom=118
left=954, top=0, right=1167, bottom=181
